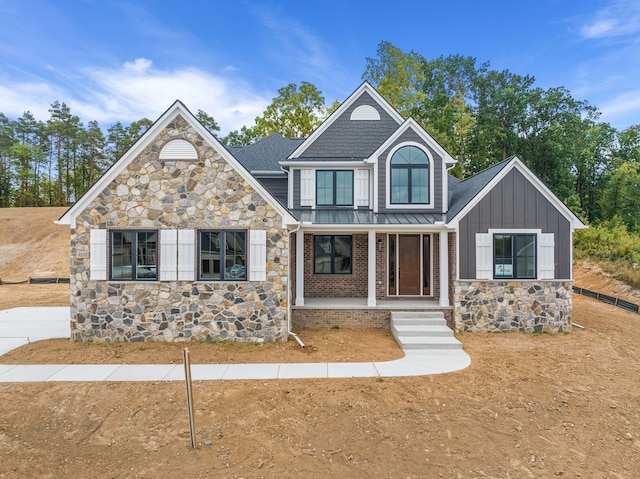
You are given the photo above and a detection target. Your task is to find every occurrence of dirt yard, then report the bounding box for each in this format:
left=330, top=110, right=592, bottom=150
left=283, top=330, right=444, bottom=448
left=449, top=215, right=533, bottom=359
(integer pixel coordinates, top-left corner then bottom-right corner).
left=0, top=208, right=639, bottom=478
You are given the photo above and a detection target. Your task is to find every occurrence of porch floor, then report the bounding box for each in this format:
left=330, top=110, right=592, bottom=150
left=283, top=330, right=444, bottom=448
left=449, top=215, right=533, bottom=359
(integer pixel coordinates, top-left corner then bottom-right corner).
left=293, top=297, right=451, bottom=310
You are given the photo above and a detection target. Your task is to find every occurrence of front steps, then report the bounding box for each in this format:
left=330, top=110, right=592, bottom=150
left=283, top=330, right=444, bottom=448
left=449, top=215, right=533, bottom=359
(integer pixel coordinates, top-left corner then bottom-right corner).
left=391, top=311, right=462, bottom=351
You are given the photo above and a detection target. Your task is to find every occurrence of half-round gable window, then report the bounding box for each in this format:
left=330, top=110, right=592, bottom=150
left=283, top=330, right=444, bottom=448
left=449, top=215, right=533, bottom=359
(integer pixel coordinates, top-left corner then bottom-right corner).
left=390, top=145, right=430, bottom=204
left=350, top=104, right=381, bottom=121
left=159, top=139, right=198, bottom=160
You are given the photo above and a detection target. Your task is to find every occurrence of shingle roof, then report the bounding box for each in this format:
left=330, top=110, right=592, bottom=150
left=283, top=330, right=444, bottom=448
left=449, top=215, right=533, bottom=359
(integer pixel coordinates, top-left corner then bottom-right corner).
left=230, top=133, right=304, bottom=172
left=446, top=157, right=514, bottom=222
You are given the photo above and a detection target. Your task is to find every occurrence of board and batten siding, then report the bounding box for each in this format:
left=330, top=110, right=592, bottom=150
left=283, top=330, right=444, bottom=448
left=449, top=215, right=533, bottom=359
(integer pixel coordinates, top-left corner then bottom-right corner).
left=458, top=168, right=572, bottom=280
left=377, top=129, right=444, bottom=213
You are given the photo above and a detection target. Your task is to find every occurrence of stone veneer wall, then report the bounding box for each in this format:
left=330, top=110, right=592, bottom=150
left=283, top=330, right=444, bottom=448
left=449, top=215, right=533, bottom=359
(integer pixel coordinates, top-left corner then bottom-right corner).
left=70, top=114, right=289, bottom=343
left=454, top=281, right=572, bottom=333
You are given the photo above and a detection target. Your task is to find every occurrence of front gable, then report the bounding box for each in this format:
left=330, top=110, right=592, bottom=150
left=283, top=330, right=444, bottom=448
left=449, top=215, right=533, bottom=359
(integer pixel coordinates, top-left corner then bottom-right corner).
left=450, top=157, right=586, bottom=281
left=288, top=82, right=403, bottom=160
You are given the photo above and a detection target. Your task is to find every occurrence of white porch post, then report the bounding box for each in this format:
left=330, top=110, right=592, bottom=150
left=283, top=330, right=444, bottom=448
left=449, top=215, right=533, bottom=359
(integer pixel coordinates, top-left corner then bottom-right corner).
left=439, top=230, right=450, bottom=307
left=368, top=230, right=377, bottom=306
left=295, top=229, right=305, bottom=306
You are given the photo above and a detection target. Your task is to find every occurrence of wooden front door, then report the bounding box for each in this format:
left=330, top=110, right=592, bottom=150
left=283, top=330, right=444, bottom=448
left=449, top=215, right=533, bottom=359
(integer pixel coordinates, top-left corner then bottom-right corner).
left=398, top=234, right=421, bottom=295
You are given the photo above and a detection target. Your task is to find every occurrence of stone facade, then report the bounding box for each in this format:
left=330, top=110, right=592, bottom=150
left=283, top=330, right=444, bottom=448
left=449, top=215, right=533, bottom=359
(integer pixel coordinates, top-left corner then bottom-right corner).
left=454, top=280, right=572, bottom=333
left=70, top=115, right=289, bottom=343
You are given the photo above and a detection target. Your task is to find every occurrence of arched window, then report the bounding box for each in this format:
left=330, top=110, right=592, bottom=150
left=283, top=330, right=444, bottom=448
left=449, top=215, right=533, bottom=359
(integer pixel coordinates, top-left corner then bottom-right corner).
left=390, top=145, right=430, bottom=204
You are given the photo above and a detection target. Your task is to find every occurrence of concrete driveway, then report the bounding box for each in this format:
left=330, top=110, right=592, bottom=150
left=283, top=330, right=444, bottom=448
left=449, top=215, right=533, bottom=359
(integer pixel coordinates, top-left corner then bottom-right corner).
left=0, top=307, right=70, bottom=356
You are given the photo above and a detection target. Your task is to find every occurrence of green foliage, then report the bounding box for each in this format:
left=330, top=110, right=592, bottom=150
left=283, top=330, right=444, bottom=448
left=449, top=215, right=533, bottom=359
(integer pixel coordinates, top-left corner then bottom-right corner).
left=575, top=220, right=640, bottom=264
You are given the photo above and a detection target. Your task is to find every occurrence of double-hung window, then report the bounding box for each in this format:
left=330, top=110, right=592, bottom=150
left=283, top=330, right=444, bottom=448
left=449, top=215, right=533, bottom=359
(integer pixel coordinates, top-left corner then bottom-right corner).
left=493, top=234, right=536, bottom=279
left=199, top=230, right=247, bottom=281
left=314, top=235, right=352, bottom=274
left=390, top=145, right=429, bottom=204
left=316, top=170, right=353, bottom=206
left=110, top=230, right=158, bottom=280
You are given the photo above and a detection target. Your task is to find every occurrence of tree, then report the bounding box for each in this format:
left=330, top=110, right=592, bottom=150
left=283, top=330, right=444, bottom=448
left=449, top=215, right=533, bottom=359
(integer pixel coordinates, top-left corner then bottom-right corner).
left=223, top=81, right=329, bottom=145
left=601, top=161, right=640, bottom=231
left=196, top=110, right=220, bottom=137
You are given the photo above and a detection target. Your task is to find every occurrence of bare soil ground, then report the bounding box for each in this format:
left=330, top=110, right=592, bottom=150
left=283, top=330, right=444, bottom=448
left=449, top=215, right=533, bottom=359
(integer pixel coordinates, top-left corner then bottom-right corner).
left=0, top=208, right=639, bottom=478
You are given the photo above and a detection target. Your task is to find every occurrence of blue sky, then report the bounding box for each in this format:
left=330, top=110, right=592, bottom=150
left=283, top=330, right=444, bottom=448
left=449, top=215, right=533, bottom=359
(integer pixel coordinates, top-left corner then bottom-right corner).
left=1, top=0, right=639, bottom=134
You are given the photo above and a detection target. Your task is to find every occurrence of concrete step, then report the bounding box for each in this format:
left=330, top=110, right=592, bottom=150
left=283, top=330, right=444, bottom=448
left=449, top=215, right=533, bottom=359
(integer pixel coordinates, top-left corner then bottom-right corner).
left=391, top=324, right=454, bottom=337
left=390, top=311, right=461, bottom=351
left=395, top=335, right=463, bottom=350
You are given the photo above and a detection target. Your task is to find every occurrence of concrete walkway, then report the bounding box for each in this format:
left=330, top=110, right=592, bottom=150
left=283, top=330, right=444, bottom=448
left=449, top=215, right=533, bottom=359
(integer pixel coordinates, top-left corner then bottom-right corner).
left=0, top=307, right=471, bottom=382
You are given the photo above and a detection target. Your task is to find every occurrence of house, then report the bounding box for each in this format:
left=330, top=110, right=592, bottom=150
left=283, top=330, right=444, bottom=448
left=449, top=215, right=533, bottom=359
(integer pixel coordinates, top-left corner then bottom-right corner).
left=57, top=82, right=585, bottom=343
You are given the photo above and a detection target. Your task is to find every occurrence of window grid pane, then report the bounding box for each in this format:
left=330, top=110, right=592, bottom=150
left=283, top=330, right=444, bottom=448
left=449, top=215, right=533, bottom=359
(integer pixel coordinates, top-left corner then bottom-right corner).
left=111, top=231, right=133, bottom=279
left=314, top=235, right=352, bottom=274
left=335, top=171, right=353, bottom=206
left=135, top=231, right=157, bottom=279
left=391, top=169, right=409, bottom=204
left=316, top=171, right=334, bottom=206
left=200, top=231, right=221, bottom=280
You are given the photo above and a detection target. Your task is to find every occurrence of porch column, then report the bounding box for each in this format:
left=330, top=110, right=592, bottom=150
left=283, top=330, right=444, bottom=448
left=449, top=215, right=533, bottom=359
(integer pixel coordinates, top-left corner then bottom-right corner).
left=368, top=230, right=377, bottom=306
left=295, top=229, right=305, bottom=306
left=439, top=230, right=450, bottom=307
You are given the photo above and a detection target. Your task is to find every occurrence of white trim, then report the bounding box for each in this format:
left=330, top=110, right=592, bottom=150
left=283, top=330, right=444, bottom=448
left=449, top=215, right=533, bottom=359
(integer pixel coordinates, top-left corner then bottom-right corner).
left=439, top=231, right=449, bottom=306
left=295, top=229, right=305, bottom=306
left=177, top=229, right=195, bottom=281
left=89, top=229, right=107, bottom=281
left=288, top=168, right=295, bottom=209
left=385, top=141, right=435, bottom=210
left=367, top=230, right=377, bottom=306
left=159, top=230, right=178, bottom=281
left=288, top=82, right=404, bottom=159
left=351, top=105, right=381, bottom=121
left=447, top=157, right=586, bottom=231
left=367, top=117, right=456, bottom=171
left=538, top=233, right=555, bottom=280
left=475, top=233, right=492, bottom=280
left=57, top=100, right=298, bottom=228
left=159, top=139, right=198, bottom=160
left=281, top=160, right=367, bottom=168
left=354, top=168, right=370, bottom=208
left=249, top=230, right=267, bottom=281
left=300, top=169, right=315, bottom=207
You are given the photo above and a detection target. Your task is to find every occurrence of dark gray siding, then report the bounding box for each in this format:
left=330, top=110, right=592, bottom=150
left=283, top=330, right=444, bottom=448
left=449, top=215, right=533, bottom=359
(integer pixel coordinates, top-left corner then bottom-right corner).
left=257, top=177, right=288, bottom=205
left=292, top=169, right=301, bottom=208
left=300, top=92, right=399, bottom=158
left=458, top=169, right=572, bottom=280
left=377, top=129, right=444, bottom=213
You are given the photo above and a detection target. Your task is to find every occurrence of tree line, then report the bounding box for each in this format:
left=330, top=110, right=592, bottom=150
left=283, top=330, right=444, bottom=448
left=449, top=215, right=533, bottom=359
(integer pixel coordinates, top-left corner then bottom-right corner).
left=2, top=41, right=640, bottom=233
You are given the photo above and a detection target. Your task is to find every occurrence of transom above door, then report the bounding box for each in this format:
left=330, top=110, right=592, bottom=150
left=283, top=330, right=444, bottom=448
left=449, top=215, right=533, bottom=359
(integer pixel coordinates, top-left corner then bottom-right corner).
left=388, top=234, right=431, bottom=296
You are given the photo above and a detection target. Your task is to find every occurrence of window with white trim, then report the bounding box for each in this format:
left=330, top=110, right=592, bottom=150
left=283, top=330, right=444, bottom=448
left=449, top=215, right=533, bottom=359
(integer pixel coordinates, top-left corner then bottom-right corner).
left=389, top=145, right=430, bottom=205
left=198, top=230, right=247, bottom=281
left=493, top=234, right=536, bottom=279
left=110, top=230, right=158, bottom=280
left=316, top=170, right=353, bottom=206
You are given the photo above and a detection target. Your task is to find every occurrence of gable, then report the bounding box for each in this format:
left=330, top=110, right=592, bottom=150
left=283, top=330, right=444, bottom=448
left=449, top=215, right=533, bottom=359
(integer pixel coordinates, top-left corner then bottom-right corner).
left=457, top=167, right=574, bottom=280
left=57, top=101, right=297, bottom=228
left=288, top=82, right=403, bottom=160
left=298, top=91, right=400, bottom=159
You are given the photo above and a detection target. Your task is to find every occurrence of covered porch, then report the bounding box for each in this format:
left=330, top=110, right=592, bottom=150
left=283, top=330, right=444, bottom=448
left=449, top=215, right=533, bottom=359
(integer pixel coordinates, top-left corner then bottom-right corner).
left=289, top=220, right=455, bottom=330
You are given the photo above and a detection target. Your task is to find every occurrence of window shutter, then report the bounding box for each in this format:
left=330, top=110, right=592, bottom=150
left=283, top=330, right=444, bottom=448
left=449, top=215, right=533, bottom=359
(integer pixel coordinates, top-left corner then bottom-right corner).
left=160, top=230, right=178, bottom=281
left=300, top=169, right=314, bottom=206
left=90, top=229, right=107, bottom=281
left=538, top=233, right=555, bottom=279
left=177, top=229, right=195, bottom=281
left=475, top=233, right=492, bottom=280
left=249, top=230, right=267, bottom=281
left=354, top=169, right=370, bottom=207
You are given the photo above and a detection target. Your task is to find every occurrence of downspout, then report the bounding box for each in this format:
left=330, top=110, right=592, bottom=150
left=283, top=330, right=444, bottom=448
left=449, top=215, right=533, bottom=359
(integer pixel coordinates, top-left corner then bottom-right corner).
left=287, top=222, right=305, bottom=348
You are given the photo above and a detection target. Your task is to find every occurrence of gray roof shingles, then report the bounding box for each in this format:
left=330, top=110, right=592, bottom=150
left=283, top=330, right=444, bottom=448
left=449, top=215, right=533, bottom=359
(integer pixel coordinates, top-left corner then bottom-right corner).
left=230, top=133, right=304, bottom=172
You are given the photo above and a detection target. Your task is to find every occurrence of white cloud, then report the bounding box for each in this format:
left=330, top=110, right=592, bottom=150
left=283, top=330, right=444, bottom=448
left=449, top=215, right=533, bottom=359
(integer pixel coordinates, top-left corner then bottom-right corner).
left=579, top=1, right=640, bottom=39
left=0, top=59, right=271, bottom=133
left=598, top=88, right=640, bottom=128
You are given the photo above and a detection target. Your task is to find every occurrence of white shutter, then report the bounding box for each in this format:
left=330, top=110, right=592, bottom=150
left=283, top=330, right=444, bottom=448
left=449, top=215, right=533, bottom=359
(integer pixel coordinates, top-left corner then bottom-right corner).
left=249, top=230, right=267, bottom=281
left=89, top=229, right=107, bottom=281
left=538, top=233, right=555, bottom=279
left=354, top=169, right=370, bottom=207
left=300, top=169, right=314, bottom=206
left=475, top=233, right=492, bottom=280
left=178, top=229, right=195, bottom=281
left=160, top=230, right=178, bottom=281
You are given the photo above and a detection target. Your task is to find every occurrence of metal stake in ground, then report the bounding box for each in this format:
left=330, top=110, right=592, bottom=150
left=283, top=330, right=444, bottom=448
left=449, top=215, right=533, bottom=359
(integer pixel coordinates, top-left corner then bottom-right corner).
left=183, top=347, right=197, bottom=448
